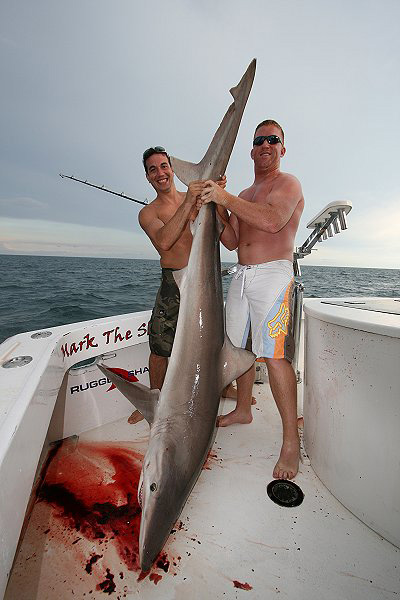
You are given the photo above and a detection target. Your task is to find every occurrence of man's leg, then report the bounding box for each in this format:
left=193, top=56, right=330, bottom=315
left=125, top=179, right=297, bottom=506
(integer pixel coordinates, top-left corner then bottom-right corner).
left=221, top=382, right=256, bottom=405
left=220, top=265, right=255, bottom=423
left=149, top=352, right=168, bottom=390
left=265, top=357, right=299, bottom=480
left=129, top=268, right=178, bottom=423
left=217, top=363, right=255, bottom=426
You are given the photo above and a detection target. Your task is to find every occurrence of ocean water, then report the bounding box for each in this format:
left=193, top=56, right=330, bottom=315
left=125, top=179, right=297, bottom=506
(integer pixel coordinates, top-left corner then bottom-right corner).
left=0, top=254, right=399, bottom=345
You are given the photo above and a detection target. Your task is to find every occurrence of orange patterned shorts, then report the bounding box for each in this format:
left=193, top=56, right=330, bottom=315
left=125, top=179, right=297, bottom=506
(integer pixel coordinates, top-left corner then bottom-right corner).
left=225, top=260, right=295, bottom=362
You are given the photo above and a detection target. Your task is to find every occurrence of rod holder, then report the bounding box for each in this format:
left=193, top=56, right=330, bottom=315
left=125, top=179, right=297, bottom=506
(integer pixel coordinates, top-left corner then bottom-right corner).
left=333, top=217, right=341, bottom=234
left=338, top=208, right=348, bottom=230
left=293, top=258, right=301, bottom=277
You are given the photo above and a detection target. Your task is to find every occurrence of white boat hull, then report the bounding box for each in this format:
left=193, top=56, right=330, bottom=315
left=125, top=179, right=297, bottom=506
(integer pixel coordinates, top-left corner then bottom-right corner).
left=0, top=300, right=399, bottom=599
left=303, top=297, right=400, bottom=548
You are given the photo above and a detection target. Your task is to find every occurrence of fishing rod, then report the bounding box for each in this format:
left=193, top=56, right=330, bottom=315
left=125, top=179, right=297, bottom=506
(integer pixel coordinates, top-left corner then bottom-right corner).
left=59, top=173, right=148, bottom=206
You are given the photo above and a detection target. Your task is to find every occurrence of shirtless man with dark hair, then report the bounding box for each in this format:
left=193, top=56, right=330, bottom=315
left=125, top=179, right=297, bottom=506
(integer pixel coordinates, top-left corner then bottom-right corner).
left=200, top=120, right=304, bottom=480
left=139, top=147, right=229, bottom=395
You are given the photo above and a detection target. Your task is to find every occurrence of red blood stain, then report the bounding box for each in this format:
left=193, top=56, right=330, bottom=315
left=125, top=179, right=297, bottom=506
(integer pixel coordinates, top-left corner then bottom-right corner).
left=233, top=580, right=253, bottom=590
left=97, top=568, right=116, bottom=594
left=37, top=440, right=143, bottom=571
left=156, top=553, right=170, bottom=573
left=106, top=367, right=139, bottom=392
left=203, top=450, right=219, bottom=470
left=137, top=551, right=180, bottom=582
left=35, top=438, right=183, bottom=590
left=85, top=553, right=103, bottom=574
left=137, top=569, right=150, bottom=582
left=171, top=520, right=186, bottom=534
left=203, top=449, right=224, bottom=471
left=149, top=573, right=162, bottom=585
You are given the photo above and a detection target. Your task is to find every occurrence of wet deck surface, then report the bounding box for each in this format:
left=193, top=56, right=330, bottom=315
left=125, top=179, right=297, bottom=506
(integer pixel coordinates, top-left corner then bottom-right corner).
left=5, top=384, right=400, bottom=599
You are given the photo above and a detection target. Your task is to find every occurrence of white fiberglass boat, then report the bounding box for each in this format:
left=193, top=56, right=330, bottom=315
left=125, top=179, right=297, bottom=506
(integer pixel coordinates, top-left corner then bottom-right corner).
left=0, top=204, right=399, bottom=599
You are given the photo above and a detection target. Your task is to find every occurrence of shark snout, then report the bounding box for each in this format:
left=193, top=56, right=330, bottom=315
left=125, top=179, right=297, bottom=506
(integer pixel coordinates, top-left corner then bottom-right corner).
left=138, top=461, right=183, bottom=571
left=139, top=501, right=177, bottom=572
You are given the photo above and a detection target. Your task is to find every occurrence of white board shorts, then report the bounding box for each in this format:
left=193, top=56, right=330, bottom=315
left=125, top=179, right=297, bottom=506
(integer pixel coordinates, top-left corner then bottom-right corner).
left=225, top=260, right=295, bottom=362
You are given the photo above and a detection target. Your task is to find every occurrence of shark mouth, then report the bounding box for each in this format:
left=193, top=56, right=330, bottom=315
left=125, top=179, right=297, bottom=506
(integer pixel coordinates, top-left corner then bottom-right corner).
left=138, top=469, right=144, bottom=508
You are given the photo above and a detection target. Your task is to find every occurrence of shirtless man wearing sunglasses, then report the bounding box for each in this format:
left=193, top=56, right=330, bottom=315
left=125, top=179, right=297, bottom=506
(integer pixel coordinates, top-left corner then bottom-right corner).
left=200, top=120, right=304, bottom=480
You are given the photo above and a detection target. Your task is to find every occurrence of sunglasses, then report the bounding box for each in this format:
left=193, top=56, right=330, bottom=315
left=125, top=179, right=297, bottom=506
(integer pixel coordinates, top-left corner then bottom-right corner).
left=142, top=146, right=168, bottom=163
left=253, top=135, right=283, bottom=146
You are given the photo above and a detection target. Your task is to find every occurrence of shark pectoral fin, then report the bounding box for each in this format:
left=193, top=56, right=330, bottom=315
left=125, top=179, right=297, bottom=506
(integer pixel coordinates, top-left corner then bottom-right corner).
left=220, top=335, right=256, bottom=390
left=97, top=364, right=159, bottom=425
left=170, top=156, right=203, bottom=187
left=173, top=266, right=188, bottom=291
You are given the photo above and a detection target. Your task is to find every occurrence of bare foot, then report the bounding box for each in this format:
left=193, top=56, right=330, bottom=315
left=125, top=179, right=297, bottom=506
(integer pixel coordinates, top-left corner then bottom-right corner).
left=222, top=385, right=256, bottom=405
left=273, top=439, right=300, bottom=480
left=128, top=410, right=144, bottom=424
left=217, top=408, right=253, bottom=427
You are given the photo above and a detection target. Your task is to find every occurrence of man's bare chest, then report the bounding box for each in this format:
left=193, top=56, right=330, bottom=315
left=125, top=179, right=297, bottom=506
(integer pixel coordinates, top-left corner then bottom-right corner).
left=241, top=182, right=275, bottom=204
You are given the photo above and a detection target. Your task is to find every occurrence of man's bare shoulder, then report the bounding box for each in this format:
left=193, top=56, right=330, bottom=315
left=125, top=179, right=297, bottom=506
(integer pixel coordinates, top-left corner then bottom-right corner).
left=277, top=171, right=302, bottom=191
left=268, top=172, right=303, bottom=203
left=277, top=171, right=300, bottom=185
left=138, top=198, right=160, bottom=225
left=139, top=191, right=186, bottom=224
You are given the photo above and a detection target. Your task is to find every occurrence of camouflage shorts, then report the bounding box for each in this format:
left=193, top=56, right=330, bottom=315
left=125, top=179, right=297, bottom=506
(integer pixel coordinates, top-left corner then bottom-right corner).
left=148, top=268, right=180, bottom=357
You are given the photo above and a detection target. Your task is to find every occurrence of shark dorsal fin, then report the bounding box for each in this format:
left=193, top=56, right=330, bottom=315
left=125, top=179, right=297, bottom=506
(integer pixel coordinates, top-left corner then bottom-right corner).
left=170, top=157, right=203, bottom=187
left=97, top=364, right=159, bottom=425
left=220, top=335, right=256, bottom=390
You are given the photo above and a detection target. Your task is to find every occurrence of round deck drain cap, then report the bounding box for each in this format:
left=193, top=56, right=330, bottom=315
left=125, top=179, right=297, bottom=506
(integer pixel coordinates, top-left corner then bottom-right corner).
left=267, top=480, right=304, bottom=507
left=31, top=331, right=52, bottom=339
left=2, top=356, right=33, bottom=368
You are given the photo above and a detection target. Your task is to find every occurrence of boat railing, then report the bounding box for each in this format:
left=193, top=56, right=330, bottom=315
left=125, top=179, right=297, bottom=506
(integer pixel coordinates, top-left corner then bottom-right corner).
left=292, top=200, right=352, bottom=381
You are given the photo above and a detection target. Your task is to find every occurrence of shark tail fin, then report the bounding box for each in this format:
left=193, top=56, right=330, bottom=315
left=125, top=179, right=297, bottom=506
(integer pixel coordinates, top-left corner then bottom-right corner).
left=98, top=364, right=159, bottom=425
left=220, top=335, right=256, bottom=390
left=229, top=58, right=257, bottom=100
left=170, top=156, right=204, bottom=187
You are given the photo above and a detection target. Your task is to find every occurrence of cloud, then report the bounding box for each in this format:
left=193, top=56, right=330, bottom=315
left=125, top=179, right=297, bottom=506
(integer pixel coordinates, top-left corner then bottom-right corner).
left=1, top=1, right=399, bottom=270
left=300, top=196, right=400, bottom=269
left=0, top=218, right=149, bottom=258
left=0, top=196, right=47, bottom=219
left=0, top=215, right=240, bottom=262
left=351, top=198, right=400, bottom=246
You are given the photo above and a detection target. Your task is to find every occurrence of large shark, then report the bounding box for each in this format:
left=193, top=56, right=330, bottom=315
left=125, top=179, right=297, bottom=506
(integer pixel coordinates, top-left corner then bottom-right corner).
left=98, top=58, right=257, bottom=572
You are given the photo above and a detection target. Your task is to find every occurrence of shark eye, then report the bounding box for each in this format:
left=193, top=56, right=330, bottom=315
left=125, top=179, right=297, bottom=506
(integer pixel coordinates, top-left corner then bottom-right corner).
left=150, top=482, right=157, bottom=492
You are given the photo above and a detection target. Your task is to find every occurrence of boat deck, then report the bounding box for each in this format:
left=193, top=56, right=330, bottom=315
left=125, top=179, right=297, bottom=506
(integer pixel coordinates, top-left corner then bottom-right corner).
left=5, top=380, right=399, bottom=600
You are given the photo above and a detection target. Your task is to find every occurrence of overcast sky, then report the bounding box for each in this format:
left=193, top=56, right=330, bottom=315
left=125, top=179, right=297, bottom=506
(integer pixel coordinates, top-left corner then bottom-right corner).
left=1, top=0, right=399, bottom=268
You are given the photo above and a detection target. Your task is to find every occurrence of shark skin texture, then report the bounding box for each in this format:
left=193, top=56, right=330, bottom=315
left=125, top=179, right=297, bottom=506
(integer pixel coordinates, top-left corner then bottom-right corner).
left=98, top=59, right=257, bottom=572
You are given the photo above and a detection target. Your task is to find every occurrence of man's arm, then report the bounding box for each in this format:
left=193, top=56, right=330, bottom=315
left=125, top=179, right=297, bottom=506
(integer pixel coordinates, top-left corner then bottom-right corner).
left=195, top=187, right=238, bottom=250
left=216, top=206, right=239, bottom=250
left=201, top=175, right=302, bottom=234
left=139, top=181, right=203, bottom=251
